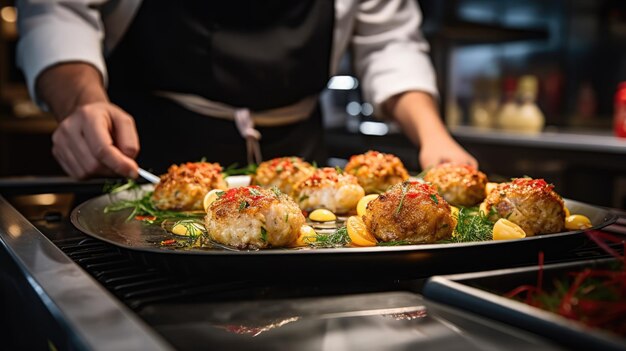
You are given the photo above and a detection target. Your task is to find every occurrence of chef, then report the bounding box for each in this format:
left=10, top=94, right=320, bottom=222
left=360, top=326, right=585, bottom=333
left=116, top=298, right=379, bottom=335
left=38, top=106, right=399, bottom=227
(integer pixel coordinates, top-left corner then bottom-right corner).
left=17, top=0, right=477, bottom=179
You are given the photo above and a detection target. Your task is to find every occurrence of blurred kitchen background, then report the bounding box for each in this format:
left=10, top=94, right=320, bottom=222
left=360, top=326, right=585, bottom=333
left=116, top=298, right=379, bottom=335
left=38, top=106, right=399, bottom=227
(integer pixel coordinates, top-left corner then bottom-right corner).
left=1, top=0, right=626, bottom=208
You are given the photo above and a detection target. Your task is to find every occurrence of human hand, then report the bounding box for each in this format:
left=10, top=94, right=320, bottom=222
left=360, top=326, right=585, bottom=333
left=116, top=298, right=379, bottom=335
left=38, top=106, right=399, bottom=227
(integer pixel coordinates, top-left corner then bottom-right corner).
left=418, top=137, right=478, bottom=170
left=51, top=102, right=139, bottom=179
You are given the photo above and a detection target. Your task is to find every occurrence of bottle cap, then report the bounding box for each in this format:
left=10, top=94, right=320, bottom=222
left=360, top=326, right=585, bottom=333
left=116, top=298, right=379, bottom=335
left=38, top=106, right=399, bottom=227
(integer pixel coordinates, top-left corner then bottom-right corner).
left=517, top=75, right=538, bottom=99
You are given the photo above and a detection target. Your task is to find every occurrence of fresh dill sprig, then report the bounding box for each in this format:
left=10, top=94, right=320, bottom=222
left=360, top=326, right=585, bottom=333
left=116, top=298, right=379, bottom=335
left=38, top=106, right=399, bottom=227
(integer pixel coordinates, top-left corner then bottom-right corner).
left=445, top=207, right=493, bottom=243
left=308, top=226, right=350, bottom=247
left=413, top=167, right=431, bottom=179
left=103, top=179, right=140, bottom=194
left=104, top=190, right=203, bottom=223
left=222, top=163, right=258, bottom=176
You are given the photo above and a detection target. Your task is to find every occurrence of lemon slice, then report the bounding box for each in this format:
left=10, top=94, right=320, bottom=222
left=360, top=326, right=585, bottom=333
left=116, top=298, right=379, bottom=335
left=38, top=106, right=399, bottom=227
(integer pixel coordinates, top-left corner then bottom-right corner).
left=309, top=209, right=336, bottom=222
left=346, top=215, right=377, bottom=246
left=492, top=218, right=526, bottom=240
left=203, top=189, right=224, bottom=212
left=171, top=220, right=205, bottom=237
left=292, top=225, right=317, bottom=247
left=565, top=214, right=592, bottom=230
left=356, top=194, right=378, bottom=217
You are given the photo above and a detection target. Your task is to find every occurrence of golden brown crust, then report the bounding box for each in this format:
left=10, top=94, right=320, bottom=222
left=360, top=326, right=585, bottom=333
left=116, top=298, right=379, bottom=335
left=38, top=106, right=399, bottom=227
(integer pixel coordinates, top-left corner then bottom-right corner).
left=152, top=162, right=227, bottom=211
left=204, top=186, right=305, bottom=249
left=345, top=150, right=409, bottom=194
left=253, top=157, right=315, bottom=197
left=481, top=178, right=565, bottom=236
left=423, top=163, right=488, bottom=207
left=363, top=181, right=456, bottom=243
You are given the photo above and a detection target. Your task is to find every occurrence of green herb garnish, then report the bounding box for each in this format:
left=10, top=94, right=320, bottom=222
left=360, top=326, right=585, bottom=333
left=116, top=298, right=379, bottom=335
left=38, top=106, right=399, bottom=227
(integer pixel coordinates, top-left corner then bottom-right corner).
left=309, top=226, right=350, bottom=247
left=271, top=186, right=282, bottom=198
left=394, top=182, right=409, bottom=216
left=335, top=165, right=343, bottom=174
left=430, top=194, right=439, bottom=204
left=238, top=200, right=249, bottom=211
left=248, top=187, right=261, bottom=197
left=444, top=207, right=493, bottom=243
left=260, top=227, right=268, bottom=242
left=222, top=163, right=258, bottom=176
left=103, top=179, right=140, bottom=194
left=104, top=190, right=203, bottom=223
left=173, top=219, right=205, bottom=240
left=298, top=194, right=309, bottom=203
left=414, top=167, right=431, bottom=179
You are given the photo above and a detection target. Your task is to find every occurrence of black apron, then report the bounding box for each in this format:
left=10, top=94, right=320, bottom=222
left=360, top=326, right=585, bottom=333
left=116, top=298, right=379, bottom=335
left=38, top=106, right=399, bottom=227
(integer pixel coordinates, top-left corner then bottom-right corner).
left=106, top=0, right=334, bottom=173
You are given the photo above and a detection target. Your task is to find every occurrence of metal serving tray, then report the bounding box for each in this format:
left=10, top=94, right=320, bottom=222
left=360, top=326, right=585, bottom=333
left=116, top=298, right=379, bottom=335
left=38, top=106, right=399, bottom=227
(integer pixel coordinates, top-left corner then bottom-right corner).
left=422, top=258, right=626, bottom=351
left=71, top=188, right=617, bottom=279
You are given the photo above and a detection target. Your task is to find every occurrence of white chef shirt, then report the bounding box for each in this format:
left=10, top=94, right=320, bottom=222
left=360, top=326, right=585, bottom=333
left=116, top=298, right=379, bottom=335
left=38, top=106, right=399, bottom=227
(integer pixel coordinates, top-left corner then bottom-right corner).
left=16, top=0, right=438, bottom=118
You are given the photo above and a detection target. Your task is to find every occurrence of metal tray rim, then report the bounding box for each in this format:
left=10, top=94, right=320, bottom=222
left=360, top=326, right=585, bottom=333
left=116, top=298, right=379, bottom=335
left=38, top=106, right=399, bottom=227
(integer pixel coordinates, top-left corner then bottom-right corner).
left=70, top=191, right=618, bottom=256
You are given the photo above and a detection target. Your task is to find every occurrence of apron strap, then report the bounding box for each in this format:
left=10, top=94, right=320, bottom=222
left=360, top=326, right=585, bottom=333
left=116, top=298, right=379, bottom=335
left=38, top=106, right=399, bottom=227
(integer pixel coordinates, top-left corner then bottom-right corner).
left=234, top=108, right=262, bottom=165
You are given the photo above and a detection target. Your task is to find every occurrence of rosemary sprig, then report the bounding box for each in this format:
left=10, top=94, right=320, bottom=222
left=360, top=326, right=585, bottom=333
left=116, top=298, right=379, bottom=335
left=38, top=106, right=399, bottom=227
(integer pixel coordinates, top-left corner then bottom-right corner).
left=413, top=167, right=431, bottom=179
left=103, top=179, right=140, bottom=194
left=308, top=226, right=350, bottom=247
left=222, top=163, right=258, bottom=176
left=394, top=182, right=409, bottom=216
left=104, top=190, right=203, bottom=223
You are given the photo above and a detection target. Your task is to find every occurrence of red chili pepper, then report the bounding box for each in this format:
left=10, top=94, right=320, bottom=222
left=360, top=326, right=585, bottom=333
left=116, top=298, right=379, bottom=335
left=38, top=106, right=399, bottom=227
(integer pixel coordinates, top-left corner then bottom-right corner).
left=537, top=251, right=544, bottom=293
left=160, top=239, right=176, bottom=246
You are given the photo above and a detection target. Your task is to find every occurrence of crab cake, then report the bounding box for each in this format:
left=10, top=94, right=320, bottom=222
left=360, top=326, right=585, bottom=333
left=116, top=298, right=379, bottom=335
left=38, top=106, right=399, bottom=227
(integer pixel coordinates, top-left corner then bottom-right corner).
left=204, top=186, right=305, bottom=249
left=293, top=167, right=365, bottom=214
left=363, top=181, right=455, bottom=243
left=481, top=178, right=565, bottom=236
left=253, top=157, right=315, bottom=196
left=152, top=162, right=228, bottom=211
left=423, top=163, right=488, bottom=207
left=344, top=150, right=409, bottom=194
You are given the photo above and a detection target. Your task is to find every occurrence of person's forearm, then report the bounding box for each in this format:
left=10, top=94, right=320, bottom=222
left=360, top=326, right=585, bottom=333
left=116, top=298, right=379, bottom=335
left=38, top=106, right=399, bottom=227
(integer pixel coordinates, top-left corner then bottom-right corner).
left=384, top=90, right=477, bottom=168
left=384, top=90, right=447, bottom=147
left=36, top=62, right=108, bottom=120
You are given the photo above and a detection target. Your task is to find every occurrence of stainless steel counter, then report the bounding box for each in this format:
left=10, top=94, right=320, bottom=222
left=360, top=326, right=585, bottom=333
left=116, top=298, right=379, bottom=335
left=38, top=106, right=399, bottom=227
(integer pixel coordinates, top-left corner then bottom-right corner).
left=0, top=195, right=172, bottom=350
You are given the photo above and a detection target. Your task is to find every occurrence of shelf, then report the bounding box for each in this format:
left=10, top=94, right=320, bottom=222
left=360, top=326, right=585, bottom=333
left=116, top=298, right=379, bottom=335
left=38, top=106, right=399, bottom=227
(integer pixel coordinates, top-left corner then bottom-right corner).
left=426, top=20, right=548, bottom=45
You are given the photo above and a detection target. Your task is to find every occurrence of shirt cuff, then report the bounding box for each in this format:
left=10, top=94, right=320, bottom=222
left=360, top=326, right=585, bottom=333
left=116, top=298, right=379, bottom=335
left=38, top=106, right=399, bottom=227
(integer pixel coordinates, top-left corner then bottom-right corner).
left=17, top=20, right=107, bottom=111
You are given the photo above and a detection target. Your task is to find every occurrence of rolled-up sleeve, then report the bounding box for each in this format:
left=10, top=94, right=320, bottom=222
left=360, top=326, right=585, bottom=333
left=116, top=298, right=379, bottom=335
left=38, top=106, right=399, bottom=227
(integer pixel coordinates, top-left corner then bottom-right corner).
left=16, top=0, right=107, bottom=108
left=351, top=0, right=437, bottom=117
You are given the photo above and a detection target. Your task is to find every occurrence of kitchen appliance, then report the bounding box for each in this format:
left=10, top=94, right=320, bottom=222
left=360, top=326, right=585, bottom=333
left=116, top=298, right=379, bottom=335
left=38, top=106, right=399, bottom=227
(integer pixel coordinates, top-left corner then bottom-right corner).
left=1, top=178, right=624, bottom=350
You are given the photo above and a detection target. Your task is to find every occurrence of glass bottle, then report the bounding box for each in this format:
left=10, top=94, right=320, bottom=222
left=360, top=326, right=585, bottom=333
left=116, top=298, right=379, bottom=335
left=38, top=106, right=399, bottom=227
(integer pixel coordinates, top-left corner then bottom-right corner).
left=614, top=82, right=626, bottom=138
left=501, top=75, right=544, bottom=134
